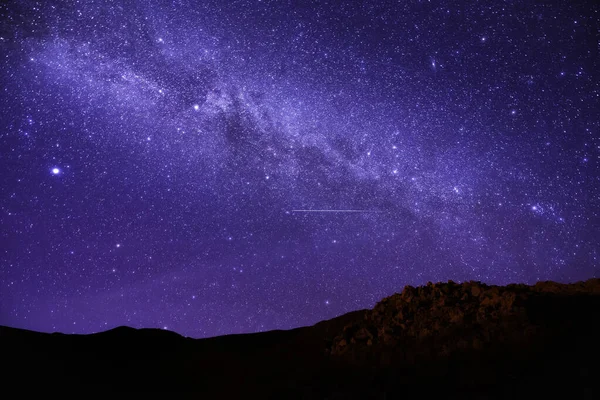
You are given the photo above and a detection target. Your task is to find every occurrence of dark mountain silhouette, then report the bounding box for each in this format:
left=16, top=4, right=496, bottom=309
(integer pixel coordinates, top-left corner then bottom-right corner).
left=2, top=279, right=599, bottom=398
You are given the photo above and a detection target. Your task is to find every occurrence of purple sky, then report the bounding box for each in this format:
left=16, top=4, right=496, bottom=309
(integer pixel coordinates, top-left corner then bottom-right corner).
left=1, top=0, right=598, bottom=338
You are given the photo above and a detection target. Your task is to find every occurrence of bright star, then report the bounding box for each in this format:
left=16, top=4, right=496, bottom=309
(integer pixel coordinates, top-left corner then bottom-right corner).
left=193, top=104, right=200, bottom=111
left=51, top=167, right=60, bottom=175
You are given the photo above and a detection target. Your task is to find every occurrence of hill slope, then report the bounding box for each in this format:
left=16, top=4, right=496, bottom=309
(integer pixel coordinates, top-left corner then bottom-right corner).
left=1, top=279, right=599, bottom=398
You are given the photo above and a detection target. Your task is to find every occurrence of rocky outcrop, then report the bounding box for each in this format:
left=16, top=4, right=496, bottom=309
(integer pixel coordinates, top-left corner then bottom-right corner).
left=330, top=278, right=600, bottom=361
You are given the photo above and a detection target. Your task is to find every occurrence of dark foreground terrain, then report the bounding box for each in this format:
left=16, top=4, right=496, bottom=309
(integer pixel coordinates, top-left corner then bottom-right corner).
left=2, top=279, right=599, bottom=398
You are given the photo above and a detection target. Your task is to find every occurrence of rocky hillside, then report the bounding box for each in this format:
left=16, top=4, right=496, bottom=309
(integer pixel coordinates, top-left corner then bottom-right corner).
left=330, top=279, right=600, bottom=362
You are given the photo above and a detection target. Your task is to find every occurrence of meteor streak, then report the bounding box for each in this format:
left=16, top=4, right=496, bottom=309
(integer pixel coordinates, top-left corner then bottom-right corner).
left=291, top=209, right=384, bottom=213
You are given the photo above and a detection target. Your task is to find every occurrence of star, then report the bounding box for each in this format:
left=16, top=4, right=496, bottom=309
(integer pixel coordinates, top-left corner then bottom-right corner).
left=51, top=167, right=60, bottom=175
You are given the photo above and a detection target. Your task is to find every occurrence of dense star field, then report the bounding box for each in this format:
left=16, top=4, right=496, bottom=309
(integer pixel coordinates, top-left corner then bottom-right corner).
left=1, top=0, right=598, bottom=338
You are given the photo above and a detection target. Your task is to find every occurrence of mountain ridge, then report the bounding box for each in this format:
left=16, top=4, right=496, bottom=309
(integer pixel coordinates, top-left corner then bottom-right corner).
left=2, top=278, right=598, bottom=398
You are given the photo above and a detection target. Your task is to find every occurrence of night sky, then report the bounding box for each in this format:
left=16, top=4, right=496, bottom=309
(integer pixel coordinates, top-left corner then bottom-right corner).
left=1, top=0, right=598, bottom=338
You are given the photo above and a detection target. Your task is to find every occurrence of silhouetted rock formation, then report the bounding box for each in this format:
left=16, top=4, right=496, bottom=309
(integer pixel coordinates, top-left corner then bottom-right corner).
left=2, top=279, right=599, bottom=398
left=330, top=279, right=600, bottom=363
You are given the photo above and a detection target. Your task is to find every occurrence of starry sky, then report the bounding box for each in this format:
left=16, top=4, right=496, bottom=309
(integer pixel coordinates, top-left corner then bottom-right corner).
left=1, top=0, right=599, bottom=338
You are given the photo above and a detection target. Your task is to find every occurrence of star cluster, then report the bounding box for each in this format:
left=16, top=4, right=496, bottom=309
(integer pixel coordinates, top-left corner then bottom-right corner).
left=1, top=0, right=598, bottom=338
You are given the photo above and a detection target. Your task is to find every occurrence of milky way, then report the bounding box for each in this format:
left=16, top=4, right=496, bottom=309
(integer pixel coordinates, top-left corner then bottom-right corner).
left=1, top=0, right=599, bottom=338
